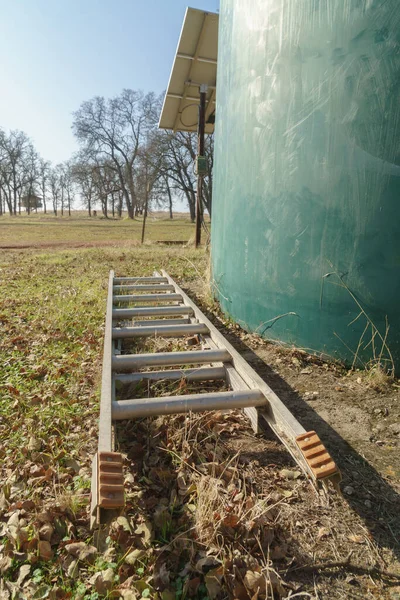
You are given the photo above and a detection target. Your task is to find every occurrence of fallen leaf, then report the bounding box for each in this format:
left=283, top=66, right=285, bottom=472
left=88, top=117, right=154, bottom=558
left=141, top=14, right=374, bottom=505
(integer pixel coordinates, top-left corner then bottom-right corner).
left=32, top=585, right=51, bottom=599
left=64, top=458, right=80, bottom=473
left=92, top=568, right=114, bottom=595
left=28, top=437, right=42, bottom=451
left=125, top=549, right=146, bottom=565
left=120, top=591, right=139, bottom=600
left=39, top=523, right=54, bottom=542
left=205, top=567, right=223, bottom=599
left=223, top=514, right=240, bottom=528
left=244, top=570, right=265, bottom=593
left=66, top=558, right=79, bottom=579
left=38, top=540, right=53, bottom=561
left=7, top=511, right=20, bottom=540
left=30, top=465, right=46, bottom=478
left=134, top=521, right=153, bottom=547
left=280, top=469, right=301, bottom=480
left=65, top=541, right=97, bottom=563
left=195, top=556, right=220, bottom=572
left=0, top=556, right=13, bottom=574
left=117, top=516, right=132, bottom=533
left=16, top=564, right=31, bottom=586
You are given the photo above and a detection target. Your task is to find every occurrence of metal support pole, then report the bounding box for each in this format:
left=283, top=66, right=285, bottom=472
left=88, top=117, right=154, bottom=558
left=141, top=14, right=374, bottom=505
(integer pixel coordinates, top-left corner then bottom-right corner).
left=195, top=84, right=207, bottom=248
left=141, top=182, right=150, bottom=245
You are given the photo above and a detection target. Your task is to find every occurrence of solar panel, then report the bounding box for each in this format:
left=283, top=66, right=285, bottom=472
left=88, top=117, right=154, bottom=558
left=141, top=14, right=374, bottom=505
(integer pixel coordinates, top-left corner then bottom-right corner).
left=158, top=7, right=218, bottom=133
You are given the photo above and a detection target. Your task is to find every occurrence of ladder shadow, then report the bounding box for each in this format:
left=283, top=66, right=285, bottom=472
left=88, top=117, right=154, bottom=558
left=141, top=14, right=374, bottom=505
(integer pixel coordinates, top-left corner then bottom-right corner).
left=188, top=295, right=400, bottom=563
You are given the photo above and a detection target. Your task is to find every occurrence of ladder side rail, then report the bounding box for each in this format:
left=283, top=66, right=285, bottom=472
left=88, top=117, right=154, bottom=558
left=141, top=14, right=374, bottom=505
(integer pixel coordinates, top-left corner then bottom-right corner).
left=162, top=270, right=341, bottom=484
left=98, top=270, right=115, bottom=452
left=162, top=271, right=307, bottom=438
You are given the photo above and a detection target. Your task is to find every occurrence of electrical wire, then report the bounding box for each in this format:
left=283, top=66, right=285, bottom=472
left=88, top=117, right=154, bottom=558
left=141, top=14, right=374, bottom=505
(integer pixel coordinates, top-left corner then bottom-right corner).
left=179, top=103, right=199, bottom=129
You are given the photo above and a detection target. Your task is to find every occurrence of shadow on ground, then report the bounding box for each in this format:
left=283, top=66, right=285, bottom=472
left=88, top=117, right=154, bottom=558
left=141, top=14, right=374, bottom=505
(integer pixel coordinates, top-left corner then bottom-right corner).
left=187, top=289, right=400, bottom=564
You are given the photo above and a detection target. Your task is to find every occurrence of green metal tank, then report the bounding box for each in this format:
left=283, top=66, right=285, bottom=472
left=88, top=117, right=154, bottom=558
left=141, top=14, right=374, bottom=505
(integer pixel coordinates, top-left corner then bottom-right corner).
left=212, top=0, right=400, bottom=371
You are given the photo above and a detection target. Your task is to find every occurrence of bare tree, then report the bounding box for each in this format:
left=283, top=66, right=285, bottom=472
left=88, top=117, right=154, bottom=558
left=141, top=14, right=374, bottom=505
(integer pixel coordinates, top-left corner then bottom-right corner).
left=71, top=158, right=96, bottom=217
left=49, top=166, right=62, bottom=216
left=72, top=90, right=159, bottom=218
left=39, top=158, right=50, bottom=214
left=0, top=129, right=31, bottom=215
left=21, top=145, right=40, bottom=214
left=153, top=130, right=214, bottom=220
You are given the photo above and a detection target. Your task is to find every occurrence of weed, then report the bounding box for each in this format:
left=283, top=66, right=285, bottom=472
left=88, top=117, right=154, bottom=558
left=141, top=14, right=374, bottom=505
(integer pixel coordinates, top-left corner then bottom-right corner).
left=322, top=271, right=395, bottom=376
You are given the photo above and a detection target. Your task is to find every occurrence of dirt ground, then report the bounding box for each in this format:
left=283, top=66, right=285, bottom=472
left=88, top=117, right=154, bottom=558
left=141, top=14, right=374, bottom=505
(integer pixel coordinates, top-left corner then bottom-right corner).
left=183, top=280, right=400, bottom=599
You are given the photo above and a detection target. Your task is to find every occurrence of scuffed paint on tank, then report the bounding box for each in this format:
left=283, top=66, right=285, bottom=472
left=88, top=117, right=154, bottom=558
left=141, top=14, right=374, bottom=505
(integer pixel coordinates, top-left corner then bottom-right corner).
left=211, top=0, right=400, bottom=369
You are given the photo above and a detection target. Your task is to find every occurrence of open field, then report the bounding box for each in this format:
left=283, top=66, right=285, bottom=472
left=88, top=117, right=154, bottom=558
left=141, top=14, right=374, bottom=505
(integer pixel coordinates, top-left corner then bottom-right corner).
left=0, top=212, right=198, bottom=247
left=0, top=217, right=399, bottom=599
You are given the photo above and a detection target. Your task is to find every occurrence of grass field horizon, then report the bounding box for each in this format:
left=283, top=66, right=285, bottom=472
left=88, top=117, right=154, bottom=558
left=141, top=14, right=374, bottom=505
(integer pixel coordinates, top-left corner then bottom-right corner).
left=0, top=211, right=201, bottom=247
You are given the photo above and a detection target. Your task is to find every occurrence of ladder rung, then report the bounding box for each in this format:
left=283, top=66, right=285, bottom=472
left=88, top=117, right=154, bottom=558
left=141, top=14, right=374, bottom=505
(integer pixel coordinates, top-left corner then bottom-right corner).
left=113, top=293, right=183, bottom=304
left=112, top=349, right=231, bottom=371
left=112, top=323, right=209, bottom=339
left=113, top=306, right=194, bottom=319
left=114, top=277, right=168, bottom=284
left=114, top=366, right=226, bottom=384
left=132, top=318, right=191, bottom=326
left=113, top=284, right=175, bottom=292
left=112, top=389, right=267, bottom=420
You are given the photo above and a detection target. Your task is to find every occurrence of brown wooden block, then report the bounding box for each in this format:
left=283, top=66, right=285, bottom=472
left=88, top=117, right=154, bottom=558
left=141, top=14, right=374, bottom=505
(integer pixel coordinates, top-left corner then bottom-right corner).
left=98, top=452, right=125, bottom=509
left=296, top=431, right=340, bottom=480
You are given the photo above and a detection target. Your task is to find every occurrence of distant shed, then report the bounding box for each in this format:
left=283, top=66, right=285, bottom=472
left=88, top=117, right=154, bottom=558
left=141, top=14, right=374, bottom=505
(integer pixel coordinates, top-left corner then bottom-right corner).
left=21, top=194, right=43, bottom=211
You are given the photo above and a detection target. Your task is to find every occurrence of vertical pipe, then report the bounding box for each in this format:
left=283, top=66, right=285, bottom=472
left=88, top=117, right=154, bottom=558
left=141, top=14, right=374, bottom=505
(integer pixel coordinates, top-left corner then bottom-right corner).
left=195, top=86, right=207, bottom=248
left=141, top=181, right=150, bottom=244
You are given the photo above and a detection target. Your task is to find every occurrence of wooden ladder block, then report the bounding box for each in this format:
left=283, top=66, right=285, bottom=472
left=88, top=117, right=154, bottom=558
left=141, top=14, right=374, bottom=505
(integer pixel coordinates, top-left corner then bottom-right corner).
left=296, top=431, right=339, bottom=480
left=98, top=452, right=125, bottom=509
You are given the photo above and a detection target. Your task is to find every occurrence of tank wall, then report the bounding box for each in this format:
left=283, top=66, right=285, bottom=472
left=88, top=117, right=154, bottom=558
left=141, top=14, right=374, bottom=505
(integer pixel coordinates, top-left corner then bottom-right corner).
left=211, top=0, right=400, bottom=369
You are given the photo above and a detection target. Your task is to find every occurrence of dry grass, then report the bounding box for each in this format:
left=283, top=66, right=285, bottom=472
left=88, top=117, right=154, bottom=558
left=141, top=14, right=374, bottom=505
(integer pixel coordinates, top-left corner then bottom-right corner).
left=116, top=408, right=400, bottom=599
left=1, top=220, right=399, bottom=598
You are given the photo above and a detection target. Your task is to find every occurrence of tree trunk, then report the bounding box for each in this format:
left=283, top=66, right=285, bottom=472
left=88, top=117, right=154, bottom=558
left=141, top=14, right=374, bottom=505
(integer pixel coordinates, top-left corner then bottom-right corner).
left=166, top=179, right=173, bottom=219
left=118, top=192, right=123, bottom=217
left=187, top=190, right=196, bottom=222
left=111, top=192, right=115, bottom=217
left=13, top=173, right=17, bottom=215
left=125, top=166, right=137, bottom=219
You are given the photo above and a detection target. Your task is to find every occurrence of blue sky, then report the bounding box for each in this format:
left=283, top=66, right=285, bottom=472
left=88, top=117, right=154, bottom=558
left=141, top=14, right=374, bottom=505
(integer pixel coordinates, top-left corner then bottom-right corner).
left=0, top=0, right=219, bottom=164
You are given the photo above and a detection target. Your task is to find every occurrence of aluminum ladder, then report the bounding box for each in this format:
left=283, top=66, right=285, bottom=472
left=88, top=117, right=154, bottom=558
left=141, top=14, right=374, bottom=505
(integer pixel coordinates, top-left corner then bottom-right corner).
left=90, top=270, right=341, bottom=527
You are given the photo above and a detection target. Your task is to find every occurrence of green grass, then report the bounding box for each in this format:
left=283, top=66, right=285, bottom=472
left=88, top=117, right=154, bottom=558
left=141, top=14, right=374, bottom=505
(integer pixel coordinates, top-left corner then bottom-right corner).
left=0, top=211, right=198, bottom=246
left=2, top=218, right=393, bottom=600
left=0, top=243, right=208, bottom=597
